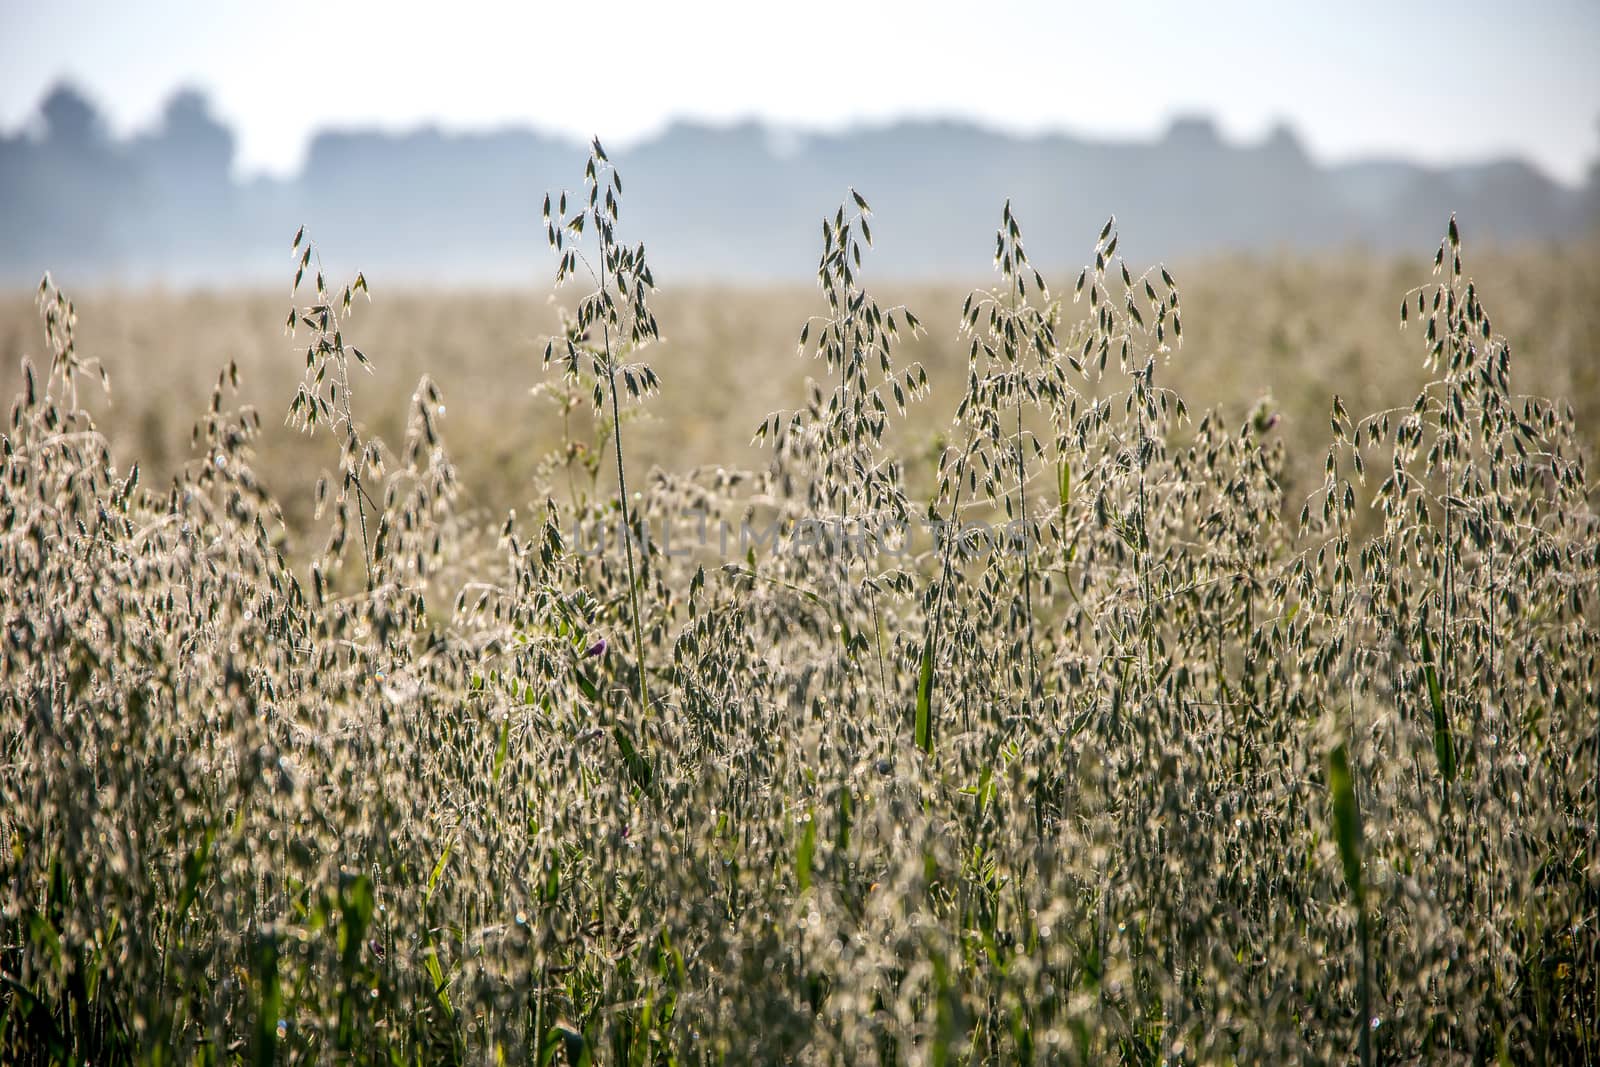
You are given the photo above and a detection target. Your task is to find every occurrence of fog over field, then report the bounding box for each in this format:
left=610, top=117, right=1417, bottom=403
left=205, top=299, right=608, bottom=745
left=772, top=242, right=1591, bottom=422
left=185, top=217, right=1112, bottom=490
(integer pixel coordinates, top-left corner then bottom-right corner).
left=2, top=83, right=1598, bottom=285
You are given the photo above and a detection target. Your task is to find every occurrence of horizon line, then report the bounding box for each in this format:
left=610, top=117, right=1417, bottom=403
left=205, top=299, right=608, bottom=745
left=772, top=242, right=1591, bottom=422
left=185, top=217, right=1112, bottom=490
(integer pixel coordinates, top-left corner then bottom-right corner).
left=4, top=81, right=1592, bottom=192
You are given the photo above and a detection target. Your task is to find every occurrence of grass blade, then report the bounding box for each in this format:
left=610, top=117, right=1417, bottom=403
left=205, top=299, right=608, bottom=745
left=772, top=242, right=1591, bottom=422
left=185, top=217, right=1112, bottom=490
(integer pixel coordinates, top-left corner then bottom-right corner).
left=1328, top=742, right=1364, bottom=904
left=1420, top=632, right=1456, bottom=782
left=915, top=633, right=935, bottom=755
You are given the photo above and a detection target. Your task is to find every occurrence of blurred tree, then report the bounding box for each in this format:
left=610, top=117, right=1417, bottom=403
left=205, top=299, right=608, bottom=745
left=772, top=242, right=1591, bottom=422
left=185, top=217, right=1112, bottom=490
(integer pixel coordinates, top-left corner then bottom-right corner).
left=39, top=84, right=107, bottom=153
left=148, top=89, right=234, bottom=176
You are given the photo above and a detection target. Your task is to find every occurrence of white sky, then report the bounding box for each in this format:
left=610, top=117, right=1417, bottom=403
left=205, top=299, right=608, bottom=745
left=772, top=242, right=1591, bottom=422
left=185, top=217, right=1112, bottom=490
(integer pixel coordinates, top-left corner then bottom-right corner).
left=2, top=0, right=1597, bottom=184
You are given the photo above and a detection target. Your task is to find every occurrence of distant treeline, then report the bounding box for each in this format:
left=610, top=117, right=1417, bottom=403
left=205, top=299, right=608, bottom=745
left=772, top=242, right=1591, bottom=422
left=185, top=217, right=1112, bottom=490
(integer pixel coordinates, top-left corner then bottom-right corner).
left=2, top=84, right=1597, bottom=285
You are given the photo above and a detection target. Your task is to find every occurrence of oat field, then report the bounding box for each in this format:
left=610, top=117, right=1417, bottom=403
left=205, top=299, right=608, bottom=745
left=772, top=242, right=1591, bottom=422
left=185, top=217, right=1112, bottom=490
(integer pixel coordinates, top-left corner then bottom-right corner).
left=2, top=143, right=1597, bottom=1064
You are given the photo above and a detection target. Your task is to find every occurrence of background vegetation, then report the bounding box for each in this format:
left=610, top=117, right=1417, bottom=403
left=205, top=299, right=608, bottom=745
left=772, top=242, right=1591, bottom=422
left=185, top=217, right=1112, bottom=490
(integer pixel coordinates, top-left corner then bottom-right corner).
left=1, top=241, right=1595, bottom=536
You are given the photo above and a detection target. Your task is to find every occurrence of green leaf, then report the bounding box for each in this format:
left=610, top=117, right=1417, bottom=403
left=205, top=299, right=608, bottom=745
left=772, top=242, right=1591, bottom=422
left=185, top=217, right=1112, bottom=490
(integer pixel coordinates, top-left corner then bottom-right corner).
left=1421, top=631, right=1456, bottom=782
left=173, top=825, right=216, bottom=933
left=492, top=717, right=511, bottom=784
left=253, top=931, right=282, bottom=1063
left=339, top=874, right=375, bottom=969
left=1328, top=743, right=1364, bottom=905
left=423, top=943, right=454, bottom=1020
left=976, top=765, right=995, bottom=814
left=795, top=810, right=816, bottom=892
left=613, top=725, right=653, bottom=790
left=426, top=839, right=454, bottom=907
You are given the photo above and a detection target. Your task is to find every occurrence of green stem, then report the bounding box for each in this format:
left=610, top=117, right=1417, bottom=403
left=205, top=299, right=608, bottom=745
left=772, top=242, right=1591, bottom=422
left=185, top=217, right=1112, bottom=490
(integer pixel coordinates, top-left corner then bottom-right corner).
left=601, top=334, right=646, bottom=716
left=920, top=427, right=976, bottom=750
left=602, top=295, right=648, bottom=715
left=1016, top=381, right=1037, bottom=709
left=334, top=321, right=373, bottom=590
left=1135, top=361, right=1156, bottom=697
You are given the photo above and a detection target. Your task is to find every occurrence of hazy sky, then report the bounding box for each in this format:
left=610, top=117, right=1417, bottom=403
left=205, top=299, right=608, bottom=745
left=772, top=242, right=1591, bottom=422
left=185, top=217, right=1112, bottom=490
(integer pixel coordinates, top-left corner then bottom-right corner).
left=2, top=0, right=1597, bottom=183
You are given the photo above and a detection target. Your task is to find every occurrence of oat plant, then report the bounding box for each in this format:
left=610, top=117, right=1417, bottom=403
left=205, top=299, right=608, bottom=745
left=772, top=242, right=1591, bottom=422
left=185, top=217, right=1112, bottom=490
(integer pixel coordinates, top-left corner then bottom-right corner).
left=543, top=139, right=661, bottom=722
